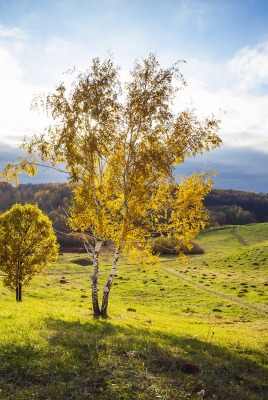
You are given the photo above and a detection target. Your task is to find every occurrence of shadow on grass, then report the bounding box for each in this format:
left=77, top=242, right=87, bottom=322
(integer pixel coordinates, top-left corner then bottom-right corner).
left=0, top=318, right=267, bottom=400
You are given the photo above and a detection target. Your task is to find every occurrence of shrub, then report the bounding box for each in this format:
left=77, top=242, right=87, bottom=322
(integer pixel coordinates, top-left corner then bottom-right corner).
left=150, top=236, right=204, bottom=255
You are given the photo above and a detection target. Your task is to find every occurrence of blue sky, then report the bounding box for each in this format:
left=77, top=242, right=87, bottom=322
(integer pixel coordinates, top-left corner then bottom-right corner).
left=1, top=0, right=268, bottom=192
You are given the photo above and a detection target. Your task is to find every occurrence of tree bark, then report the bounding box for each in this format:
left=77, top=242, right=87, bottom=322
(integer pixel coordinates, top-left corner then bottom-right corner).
left=100, top=248, right=120, bottom=317
left=19, top=283, right=22, bottom=301
left=16, top=264, right=22, bottom=302
left=16, top=286, right=19, bottom=301
left=16, top=284, right=22, bottom=302
left=91, top=241, right=102, bottom=317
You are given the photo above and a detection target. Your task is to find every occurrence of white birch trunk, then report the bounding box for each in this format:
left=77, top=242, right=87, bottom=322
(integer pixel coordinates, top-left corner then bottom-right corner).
left=91, top=240, right=102, bottom=317
left=100, top=248, right=120, bottom=317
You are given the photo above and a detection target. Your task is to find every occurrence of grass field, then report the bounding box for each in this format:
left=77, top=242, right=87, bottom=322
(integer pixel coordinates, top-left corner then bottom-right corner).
left=0, top=223, right=267, bottom=399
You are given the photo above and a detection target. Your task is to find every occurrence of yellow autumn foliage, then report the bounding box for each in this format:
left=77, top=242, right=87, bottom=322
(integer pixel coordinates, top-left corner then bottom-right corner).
left=0, top=204, right=58, bottom=300
left=0, top=54, right=221, bottom=315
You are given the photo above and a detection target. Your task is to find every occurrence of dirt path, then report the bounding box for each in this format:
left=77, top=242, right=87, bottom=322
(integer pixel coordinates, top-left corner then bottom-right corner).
left=233, top=225, right=248, bottom=246
left=163, top=266, right=268, bottom=316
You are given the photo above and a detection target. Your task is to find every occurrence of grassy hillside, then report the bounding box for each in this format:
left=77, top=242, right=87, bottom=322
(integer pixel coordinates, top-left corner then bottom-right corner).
left=0, top=223, right=267, bottom=399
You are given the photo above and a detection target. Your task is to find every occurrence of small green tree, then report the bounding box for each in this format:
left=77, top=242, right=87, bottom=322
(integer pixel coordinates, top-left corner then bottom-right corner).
left=0, top=204, right=58, bottom=301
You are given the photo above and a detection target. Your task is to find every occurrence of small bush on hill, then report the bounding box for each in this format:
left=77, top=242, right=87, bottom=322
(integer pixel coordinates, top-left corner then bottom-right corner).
left=150, top=236, right=204, bottom=255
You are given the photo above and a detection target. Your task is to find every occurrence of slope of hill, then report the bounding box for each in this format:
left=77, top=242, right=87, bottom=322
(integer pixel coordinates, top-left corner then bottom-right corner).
left=0, top=223, right=267, bottom=399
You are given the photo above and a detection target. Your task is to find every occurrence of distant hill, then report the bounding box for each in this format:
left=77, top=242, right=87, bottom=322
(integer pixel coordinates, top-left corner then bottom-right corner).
left=205, top=189, right=268, bottom=225
left=1, top=183, right=268, bottom=246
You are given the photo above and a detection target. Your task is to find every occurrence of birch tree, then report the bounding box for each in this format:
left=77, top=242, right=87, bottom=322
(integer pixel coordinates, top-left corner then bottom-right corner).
left=0, top=204, right=58, bottom=301
left=0, top=54, right=221, bottom=316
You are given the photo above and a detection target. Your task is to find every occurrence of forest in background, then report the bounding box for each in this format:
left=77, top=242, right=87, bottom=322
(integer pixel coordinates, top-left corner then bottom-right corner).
left=204, top=189, right=268, bottom=225
left=0, top=182, right=268, bottom=250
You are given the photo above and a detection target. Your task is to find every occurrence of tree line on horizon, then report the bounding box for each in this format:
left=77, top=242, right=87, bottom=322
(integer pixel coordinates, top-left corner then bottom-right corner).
left=0, top=181, right=267, bottom=249
left=205, top=188, right=268, bottom=225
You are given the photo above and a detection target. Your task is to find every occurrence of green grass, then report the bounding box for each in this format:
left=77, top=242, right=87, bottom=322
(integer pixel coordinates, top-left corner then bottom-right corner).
left=0, top=223, right=267, bottom=399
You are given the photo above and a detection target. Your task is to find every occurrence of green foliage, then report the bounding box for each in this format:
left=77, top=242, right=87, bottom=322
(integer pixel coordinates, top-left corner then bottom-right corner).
left=205, top=188, right=268, bottom=225
left=0, top=204, right=58, bottom=300
left=208, top=205, right=255, bottom=226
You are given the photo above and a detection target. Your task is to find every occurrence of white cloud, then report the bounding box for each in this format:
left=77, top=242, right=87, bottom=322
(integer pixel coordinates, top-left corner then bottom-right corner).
left=228, top=42, right=268, bottom=92
left=0, top=38, right=47, bottom=146
left=45, top=37, right=70, bottom=56
left=0, top=25, right=28, bottom=40
left=0, top=44, right=25, bottom=143
left=172, top=43, right=268, bottom=154
left=0, top=44, right=22, bottom=80
left=1, top=23, right=268, bottom=159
